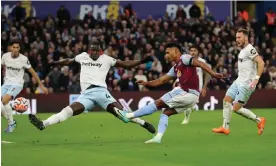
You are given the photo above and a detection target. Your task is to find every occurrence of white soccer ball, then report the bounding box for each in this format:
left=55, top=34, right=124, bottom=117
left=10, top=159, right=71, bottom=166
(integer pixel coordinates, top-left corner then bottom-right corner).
left=12, top=97, right=29, bottom=113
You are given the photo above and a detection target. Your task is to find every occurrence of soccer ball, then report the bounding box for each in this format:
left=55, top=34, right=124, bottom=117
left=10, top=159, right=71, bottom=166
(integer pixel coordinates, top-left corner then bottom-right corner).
left=12, top=97, right=29, bottom=113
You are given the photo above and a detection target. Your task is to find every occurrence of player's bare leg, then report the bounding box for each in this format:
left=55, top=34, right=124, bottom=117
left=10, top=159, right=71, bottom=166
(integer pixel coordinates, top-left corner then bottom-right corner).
left=145, top=108, right=177, bottom=144
left=1, top=94, right=17, bottom=132
left=232, top=102, right=266, bottom=135
left=29, top=102, right=84, bottom=130
left=181, top=107, right=192, bottom=124
left=106, top=102, right=156, bottom=134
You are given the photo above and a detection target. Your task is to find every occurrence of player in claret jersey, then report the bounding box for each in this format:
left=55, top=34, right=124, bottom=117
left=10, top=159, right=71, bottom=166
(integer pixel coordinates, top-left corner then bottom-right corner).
left=116, top=42, right=225, bottom=143
left=28, top=41, right=156, bottom=134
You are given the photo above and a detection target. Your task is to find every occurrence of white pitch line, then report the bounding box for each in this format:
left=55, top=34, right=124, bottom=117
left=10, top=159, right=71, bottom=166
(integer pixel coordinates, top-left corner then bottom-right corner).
left=1, top=140, right=15, bottom=144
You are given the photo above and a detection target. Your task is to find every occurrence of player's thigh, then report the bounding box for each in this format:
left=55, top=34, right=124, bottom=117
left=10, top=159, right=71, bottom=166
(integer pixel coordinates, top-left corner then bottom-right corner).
left=94, top=89, right=117, bottom=110
left=1, top=85, right=22, bottom=104
left=162, top=89, right=198, bottom=113
left=225, top=82, right=238, bottom=102
left=234, top=84, right=254, bottom=106
left=1, top=85, right=10, bottom=97
left=75, top=93, right=96, bottom=114
left=6, top=85, right=22, bottom=99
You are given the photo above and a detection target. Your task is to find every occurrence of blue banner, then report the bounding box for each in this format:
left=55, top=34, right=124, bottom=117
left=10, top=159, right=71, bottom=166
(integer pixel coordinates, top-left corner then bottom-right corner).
left=2, top=1, right=231, bottom=21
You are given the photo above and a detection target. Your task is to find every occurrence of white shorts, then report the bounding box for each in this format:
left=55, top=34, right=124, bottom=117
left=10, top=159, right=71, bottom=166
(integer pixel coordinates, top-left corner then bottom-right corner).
left=161, top=87, right=199, bottom=113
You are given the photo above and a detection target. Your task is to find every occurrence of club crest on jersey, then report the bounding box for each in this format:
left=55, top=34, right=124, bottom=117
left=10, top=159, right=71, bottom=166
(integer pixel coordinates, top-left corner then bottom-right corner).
left=177, top=70, right=182, bottom=78
left=238, top=58, right=243, bottom=62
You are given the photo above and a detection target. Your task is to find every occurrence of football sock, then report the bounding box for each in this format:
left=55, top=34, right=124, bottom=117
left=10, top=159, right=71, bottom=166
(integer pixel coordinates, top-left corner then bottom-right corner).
left=2, top=101, right=14, bottom=125
left=126, top=102, right=157, bottom=118
left=43, top=106, right=73, bottom=127
left=131, top=118, right=145, bottom=125
left=123, top=106, right=146, bottom=125
left=155, top=114, right=169, bottom=139
left=1, top=101, right=9, bottom=120
left=222, top=101, right=232, bottom=129
left=235, top=107, right=261, bottom=123
left=184, top=107, right=192, bottom=119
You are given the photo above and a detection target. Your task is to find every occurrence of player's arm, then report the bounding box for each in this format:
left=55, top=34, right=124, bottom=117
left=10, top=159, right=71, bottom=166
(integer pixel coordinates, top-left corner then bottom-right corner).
left=50, top=58, right=75, bottom=66
left=191, top=59, right=224, bottom=79
left=27, top=67, right=48, bottom=94
left=254, top=56, right=265, bottom=79
left=137, top=74, right=174, bottom=87
left=114, top=56, right=153, bottom=69
left=250, top=55, right=265, bottom=89
left=201, top=70, right=211, bottom=97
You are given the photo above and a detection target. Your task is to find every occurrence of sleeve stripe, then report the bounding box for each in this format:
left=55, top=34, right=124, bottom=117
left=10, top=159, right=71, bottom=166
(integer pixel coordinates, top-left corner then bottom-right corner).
left=189, top=57, right=194, bottom=66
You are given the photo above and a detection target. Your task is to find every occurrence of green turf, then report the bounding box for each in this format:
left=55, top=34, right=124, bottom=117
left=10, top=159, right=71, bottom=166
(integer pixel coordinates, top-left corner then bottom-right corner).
left=2, top=109, right=276, bottom=166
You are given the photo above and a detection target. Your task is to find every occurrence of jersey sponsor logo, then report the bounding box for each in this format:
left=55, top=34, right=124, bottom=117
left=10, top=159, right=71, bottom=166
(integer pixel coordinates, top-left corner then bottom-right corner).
left=6, top=66, right=21, bottom=72
left=81, top=62, right=102, bottom=68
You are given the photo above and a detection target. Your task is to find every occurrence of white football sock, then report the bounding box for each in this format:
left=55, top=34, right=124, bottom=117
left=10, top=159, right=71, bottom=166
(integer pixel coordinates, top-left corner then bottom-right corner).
left=155, top=133, right=164, bottom=140
left=235, top=107, right=261, bottom=123
left=1, top=102, right=8, bottom=119
left=126, top=112, right=134, bottom=118
left=43, top=106, right=73, bottom=127
left=184, top=107, right=192, bottom=119
left=2, top=101, right=14, bottom=125
left=222, top=101, right=232, bottom=129
left=131, top=118, right=145, bottom=125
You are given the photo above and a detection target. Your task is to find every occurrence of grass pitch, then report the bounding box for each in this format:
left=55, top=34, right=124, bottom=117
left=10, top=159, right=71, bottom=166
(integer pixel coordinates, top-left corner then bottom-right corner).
left=2, top=109, right=276, bottom=166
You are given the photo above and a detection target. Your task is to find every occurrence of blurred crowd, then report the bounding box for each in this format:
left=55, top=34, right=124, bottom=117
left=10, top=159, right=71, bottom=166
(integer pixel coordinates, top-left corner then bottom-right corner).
left=1, top=3, right=276, bottom=94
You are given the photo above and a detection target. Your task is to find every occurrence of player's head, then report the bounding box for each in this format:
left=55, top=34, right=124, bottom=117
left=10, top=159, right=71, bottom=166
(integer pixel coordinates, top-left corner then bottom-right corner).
left=189, top=45, right=200, bottom=57
left=165, top=42, right=183, bottom=62
left=9, top=39, right=21, bottom=58
left=236, top=28, right=249, bottom=48
left=88, top=41, right=101, bottom=60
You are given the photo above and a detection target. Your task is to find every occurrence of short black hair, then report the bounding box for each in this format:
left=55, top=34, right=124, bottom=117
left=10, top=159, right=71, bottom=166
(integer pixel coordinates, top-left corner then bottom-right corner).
left=189, top=45, right=201, bottom=53
left=9, top=39, right=21, bottom=46
left=165, top=42, right=183, bottom=54
left=237, top=28, right=249, bottom=36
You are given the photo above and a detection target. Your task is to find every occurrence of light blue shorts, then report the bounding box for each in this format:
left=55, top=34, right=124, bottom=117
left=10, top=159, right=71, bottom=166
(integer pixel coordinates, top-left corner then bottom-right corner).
left=1, top=84, right=23, bottom=99
left=75, top=87, right=116, bottom=111
left=161, top=87, right=199, bottom=113
left=226, top=81, right=254, bottom=105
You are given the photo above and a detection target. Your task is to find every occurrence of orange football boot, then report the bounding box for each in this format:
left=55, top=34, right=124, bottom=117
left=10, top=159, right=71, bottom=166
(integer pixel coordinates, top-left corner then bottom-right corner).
left=212, top=126, right=230, bottom=135
left=257, top=117, right=266, bottom=135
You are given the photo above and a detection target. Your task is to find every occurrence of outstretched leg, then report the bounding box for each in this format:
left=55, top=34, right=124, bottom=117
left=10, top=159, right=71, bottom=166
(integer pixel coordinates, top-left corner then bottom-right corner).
left=106, top=102, right=156, bottom=134
left=145, top=108, right=177, bottom=144
left=29, top=102, right=85, bottom=130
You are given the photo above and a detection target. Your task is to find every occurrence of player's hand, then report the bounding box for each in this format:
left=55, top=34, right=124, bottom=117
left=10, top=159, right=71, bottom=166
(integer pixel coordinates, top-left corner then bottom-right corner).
left=211, top=72, right=226, bottom=82
left=136, top=80, right=148, bottom=86
left=249, top=79, right=258, bottom=90
left=48, top=61, right=56, bottom=69
left=40, top=85, right=48, bottom=94
left=141, top=56, right=154, bottom=63
left=201, top=88, right=207, bottom=97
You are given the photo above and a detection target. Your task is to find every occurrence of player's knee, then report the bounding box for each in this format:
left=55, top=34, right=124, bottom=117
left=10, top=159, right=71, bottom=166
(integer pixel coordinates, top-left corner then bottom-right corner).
left=2, top=95, right=12, bottom=105
left=232, top=102, right=243, bottom=112
left=223, top=96, right=233, bottom=103
left=155, top=99, right=167, bottom=109
left=70, top=102, right=85, bottom=116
